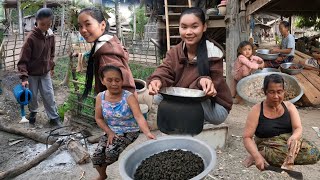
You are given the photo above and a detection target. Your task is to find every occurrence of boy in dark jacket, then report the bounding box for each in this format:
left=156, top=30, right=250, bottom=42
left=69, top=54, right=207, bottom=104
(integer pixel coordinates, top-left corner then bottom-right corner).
left=17, top=8, right=61, bottom=127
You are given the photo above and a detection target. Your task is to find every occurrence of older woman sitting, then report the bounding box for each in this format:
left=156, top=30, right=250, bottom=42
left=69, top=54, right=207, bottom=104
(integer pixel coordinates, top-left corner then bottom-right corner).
left=243, top=74, right=319, bottom=170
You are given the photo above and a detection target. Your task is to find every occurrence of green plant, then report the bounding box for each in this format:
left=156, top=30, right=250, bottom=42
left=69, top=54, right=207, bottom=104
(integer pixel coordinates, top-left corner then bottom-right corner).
left=129, top=63, right=155, bottom=80
left=57, top=101, right=72, bottom=119
left=21, top=0, right=44, bottom=17
left=295, top=16, right=320, bottom=30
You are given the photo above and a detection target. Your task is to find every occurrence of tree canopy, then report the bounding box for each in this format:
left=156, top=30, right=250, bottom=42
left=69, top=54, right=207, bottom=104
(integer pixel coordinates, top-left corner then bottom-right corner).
left=295, top=16, right=320, bottom=30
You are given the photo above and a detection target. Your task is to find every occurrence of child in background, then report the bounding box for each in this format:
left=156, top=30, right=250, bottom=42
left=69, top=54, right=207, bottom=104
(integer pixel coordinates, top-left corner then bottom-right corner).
left=92, top=65, right=156, bottom=180
left=17, top=8, right=61, bottom=126
left=232, top=41, right=264, bottom=103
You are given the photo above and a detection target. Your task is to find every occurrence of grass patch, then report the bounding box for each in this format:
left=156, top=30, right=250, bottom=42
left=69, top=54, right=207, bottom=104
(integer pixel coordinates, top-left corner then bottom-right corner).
left=52, top=56, right=69, bottom=83
left=129, top=63, right=156, bottom=80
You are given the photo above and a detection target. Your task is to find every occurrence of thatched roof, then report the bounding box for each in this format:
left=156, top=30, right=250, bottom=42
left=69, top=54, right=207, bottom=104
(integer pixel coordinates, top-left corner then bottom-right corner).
left=3, top=0, right=71, bottom=8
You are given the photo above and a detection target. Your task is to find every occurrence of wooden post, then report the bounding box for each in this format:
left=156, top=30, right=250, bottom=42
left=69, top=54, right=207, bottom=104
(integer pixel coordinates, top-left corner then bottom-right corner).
left=115, top=0, right=121, bottom=38
left=17, top=0, right=23, bottom=37
left=13, top=33, right=18, bottom=69
left=9, top=9, right=13, bottom=34
left=225, top=0, right=246, bottom=88
left=66, top=140, right=90, bottom=164
left=133, top=4, right=136, bottom=40
left=164, top=0, right=170, bottom=50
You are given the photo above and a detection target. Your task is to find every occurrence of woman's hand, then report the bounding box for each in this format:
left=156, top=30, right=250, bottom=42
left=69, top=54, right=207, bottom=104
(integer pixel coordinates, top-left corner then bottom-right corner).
left=145, top=132, right=156, bottom=140
left=255, top=154, right=267, bottom=171
left=258, top=63, right=265, bottom=69
left=199, top=78, right=217, bottom=97
left=270, top=47, right=280, bottom=54
left=287, top=134, right=299, bottom=148
left=275, top=56, right=284, bottom=63
left=148, top=79, right=162, bottom=95
left=107, top=131, right=118, bottom=146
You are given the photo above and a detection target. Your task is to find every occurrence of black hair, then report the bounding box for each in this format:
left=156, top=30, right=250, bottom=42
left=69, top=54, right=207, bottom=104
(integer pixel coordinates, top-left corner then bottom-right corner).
left=180, top=7, right=209, bottom=76
left=80, top=7, right=109, bottom=100
left=280, top=21, right=290, bottom=29
left=99, top=65, right=123, bottom=80
left=35, top=8, right=54, bottom=20
left=34, top=8, right=54, bottom=27
left=237, top=41, right=254, bottom=56
left=263, top=74, right=284, bottom=94
left=79, top=7, right=105, bottom=24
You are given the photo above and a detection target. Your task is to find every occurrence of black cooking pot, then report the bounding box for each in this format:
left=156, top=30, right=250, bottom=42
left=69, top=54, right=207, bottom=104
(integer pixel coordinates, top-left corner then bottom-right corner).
left=157, top=87, right=206, bottom=135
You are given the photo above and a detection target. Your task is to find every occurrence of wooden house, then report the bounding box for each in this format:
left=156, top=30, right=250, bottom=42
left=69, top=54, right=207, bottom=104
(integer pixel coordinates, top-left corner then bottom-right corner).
left=234, top=0, right=320, bottom=106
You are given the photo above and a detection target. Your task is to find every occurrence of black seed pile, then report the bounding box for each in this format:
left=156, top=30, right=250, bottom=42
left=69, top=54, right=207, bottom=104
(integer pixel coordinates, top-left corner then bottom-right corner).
left=134, top=149, right=204, bottom=180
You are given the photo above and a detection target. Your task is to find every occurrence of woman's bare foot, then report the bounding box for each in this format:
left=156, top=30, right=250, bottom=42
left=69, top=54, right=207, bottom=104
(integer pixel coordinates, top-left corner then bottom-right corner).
left=242, top=155, right=255, bottom=168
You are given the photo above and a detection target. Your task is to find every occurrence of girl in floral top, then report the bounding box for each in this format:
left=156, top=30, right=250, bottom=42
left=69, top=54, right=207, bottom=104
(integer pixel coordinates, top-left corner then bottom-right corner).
left=92, top=65, right=155, bottom=180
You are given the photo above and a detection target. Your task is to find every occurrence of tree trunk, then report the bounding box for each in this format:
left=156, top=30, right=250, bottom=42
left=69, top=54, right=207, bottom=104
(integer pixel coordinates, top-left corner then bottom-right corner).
left=0, top=140, right=64, bottom=180
left=115, top=0, right=121, bottom=38
left=66, top=140, right=90, bottom=164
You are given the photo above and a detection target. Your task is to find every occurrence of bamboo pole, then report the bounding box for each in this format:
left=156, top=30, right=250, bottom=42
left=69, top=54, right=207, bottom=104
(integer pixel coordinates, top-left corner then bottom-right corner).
left=13, top=33, right=18, bottom=69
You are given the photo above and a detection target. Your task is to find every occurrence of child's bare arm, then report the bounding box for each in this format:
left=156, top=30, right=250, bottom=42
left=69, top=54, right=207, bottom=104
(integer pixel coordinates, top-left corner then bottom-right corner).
left=239, top=55, right=259, bottom=69
left=127, top=95, right=156, bottom=139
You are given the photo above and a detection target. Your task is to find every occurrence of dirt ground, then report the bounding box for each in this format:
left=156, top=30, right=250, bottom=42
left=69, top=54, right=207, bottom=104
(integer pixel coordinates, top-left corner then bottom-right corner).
left=0, top=71, right=320, bottom=180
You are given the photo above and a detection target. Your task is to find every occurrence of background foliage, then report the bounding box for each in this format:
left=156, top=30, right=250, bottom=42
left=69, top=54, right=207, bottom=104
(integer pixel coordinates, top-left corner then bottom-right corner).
left=295, top=16, right=320, bottom=30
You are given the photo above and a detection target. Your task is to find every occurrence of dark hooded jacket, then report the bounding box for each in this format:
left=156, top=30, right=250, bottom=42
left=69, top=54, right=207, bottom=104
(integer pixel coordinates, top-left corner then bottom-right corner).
left=147, top=39, right=233, bottom=111
left=17, top=27, right=55, bottom=81
left=93, top=34, right=135, bottom=94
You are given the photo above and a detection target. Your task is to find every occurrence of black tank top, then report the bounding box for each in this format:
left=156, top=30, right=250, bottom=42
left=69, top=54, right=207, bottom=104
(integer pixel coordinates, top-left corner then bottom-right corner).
left=255, top=102, right=292, bottom=138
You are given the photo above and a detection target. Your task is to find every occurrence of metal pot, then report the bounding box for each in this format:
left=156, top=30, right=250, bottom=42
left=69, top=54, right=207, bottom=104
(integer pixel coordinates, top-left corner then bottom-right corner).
left=256, top=49, right=280, bottom=60
left=237, top=72, right=303, bottom=104
left=119, top=136, right=217, bottom=180
left=157, top=87, right=206, bottom=135
left=280, top=62, right=303, bottom=75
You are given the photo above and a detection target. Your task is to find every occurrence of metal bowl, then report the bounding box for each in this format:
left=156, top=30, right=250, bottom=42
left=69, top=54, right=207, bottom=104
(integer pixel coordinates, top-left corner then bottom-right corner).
left=253, top=68, right=280, bottom=74
left=280, top=62, right=304, bottom=75
left=119, top=136, right=216, bottom=180
left=237, top=72, right=304, bottom=104
left=160, top=87, right=205, bottom=99
left=256, top=49, right=280, bottom=60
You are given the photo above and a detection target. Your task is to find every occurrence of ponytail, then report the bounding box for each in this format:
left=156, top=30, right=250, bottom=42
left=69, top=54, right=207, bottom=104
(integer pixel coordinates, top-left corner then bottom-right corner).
left=197, top=35, right=210, bottom=76
left=81, top=40, right=98, bottom=100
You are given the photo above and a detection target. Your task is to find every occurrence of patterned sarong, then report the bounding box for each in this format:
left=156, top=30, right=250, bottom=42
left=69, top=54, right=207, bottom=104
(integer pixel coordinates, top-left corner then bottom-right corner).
left=255, top=133, right=320, bottom=167
left=91, top=131, right=139, bottom=167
